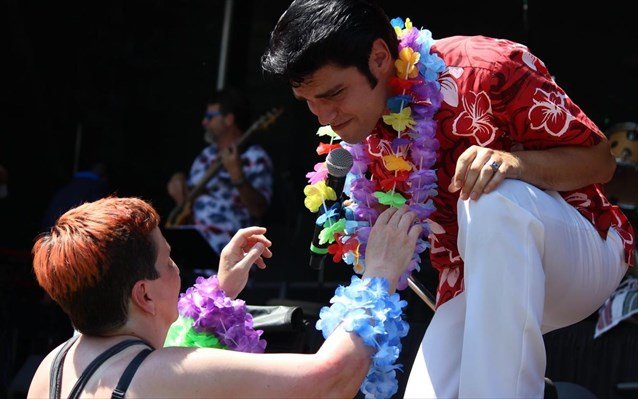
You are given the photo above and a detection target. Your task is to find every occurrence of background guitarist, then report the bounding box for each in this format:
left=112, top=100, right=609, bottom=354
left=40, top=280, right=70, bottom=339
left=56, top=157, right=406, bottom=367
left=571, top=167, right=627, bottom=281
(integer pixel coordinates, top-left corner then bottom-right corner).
left=166, top=88, right=274, bottom=257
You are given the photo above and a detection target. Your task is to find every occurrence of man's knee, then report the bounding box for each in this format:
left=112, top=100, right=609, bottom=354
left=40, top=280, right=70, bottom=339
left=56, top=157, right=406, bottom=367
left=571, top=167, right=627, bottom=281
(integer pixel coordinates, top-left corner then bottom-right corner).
left=457, top=180, right=538, bottom=225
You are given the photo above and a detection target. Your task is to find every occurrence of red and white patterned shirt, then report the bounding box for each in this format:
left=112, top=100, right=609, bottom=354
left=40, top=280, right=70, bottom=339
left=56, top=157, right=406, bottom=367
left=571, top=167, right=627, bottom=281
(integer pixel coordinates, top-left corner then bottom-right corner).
left=428, top=35, right=635, bottom=307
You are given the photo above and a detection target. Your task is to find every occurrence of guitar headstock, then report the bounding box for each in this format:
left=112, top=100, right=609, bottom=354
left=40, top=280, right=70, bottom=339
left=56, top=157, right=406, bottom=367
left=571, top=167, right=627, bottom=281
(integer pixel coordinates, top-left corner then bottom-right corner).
left=250, top=107, right=284, bottom=132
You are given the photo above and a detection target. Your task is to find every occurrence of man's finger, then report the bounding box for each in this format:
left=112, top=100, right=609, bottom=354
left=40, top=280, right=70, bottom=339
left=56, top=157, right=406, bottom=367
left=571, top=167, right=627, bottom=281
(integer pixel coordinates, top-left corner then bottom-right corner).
left=450, top=150, right=476, bottom=192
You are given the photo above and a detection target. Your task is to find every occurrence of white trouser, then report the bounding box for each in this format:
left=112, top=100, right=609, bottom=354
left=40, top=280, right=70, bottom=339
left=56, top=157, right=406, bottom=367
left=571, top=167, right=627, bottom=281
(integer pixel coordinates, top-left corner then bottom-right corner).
left=404, top=180, right=628, bottom=399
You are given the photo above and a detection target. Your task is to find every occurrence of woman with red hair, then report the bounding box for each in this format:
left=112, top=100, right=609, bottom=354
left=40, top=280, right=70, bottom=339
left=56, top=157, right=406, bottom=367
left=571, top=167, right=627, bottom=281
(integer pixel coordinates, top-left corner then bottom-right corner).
left=28, top=196, right=421, bottom=398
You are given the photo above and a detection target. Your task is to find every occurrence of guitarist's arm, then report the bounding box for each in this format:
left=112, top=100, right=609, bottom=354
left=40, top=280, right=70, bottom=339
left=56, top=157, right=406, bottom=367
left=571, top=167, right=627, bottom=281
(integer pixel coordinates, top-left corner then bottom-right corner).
left=221, top=144, right=269, bottom=219
left=167, top=172, right=189, bottom=206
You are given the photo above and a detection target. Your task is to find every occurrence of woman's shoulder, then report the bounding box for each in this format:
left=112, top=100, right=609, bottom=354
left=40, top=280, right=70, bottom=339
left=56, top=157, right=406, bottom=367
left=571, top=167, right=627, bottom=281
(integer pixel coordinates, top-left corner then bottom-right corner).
left=26, top=340, right=69, bottom=398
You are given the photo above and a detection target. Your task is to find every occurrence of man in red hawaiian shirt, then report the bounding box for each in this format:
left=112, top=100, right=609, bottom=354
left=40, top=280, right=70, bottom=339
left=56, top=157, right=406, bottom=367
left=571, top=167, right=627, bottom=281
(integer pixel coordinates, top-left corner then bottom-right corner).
left=262, top=0, right=635, bottom=397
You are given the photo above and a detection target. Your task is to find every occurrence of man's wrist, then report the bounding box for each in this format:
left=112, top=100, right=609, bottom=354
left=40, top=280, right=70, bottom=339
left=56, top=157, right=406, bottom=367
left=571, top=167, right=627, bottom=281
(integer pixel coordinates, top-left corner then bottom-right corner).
left=231, top=175, right=247, bottom=187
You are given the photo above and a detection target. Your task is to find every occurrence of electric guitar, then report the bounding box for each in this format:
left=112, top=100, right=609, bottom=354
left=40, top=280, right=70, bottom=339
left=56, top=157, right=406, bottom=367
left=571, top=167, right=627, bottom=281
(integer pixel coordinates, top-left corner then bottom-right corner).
left=165, top=107, right=284, bottom=228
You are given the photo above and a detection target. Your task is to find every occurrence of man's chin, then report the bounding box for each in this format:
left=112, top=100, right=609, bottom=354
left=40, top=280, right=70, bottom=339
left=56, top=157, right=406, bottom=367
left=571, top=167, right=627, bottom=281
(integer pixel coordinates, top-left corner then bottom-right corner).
left=203, top=131, right=215, bottom=144
left=337, top=129, right=368, bottom=144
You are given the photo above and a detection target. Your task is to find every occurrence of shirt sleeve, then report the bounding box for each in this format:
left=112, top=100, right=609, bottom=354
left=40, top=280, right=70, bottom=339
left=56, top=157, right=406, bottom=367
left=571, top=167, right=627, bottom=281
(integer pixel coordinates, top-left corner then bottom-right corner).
left=492, top=45, right=605, bottom=150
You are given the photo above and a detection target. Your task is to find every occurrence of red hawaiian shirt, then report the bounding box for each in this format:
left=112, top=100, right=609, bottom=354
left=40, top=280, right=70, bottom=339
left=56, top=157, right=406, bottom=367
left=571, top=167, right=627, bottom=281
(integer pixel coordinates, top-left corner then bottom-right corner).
left=428, top=35, right=635, bottom=307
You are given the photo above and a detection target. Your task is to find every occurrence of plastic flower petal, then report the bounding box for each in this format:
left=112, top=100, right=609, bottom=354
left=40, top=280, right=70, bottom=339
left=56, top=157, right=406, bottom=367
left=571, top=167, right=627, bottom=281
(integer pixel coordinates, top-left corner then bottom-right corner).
left=306, top=162, right=328, bottom=184
left=374, top=191, right=407, bottom=208
left=382, top=107, right=415, bottom=132
left=316, top=142, right=342, bottom=155
left=389, top=76, right=421, bottom=94
left=304, top=181, right=337, bottom=212
left=390, top=17, right=404, bottom=30
left=316, top=203, right=340, bottom=226
left=383, top=154, right=412, bottom=172
left=387, top=95, right=412, bottom=113
left=318, top=218, right=346, bottom=245
left=317, top=125, right=338, bottom=138
left=395, top=47, right=420, bottom=79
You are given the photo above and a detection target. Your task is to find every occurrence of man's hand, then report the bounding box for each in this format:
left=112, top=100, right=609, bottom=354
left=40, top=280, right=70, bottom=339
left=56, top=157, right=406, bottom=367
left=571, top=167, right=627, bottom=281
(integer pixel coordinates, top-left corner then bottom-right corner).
left=218, top=227, right=273, bottom=299
left=220, top=144, right=244, bottom=183
left=167, top=172, right=188, bottom=205
left=448, top=145, right=522, bottom=201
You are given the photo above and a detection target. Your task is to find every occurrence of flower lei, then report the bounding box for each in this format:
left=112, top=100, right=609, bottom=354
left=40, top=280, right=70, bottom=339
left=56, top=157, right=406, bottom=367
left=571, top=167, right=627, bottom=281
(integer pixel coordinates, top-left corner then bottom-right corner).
left=164, top=275, right=267, bottom=353
left=304, top=17, right=446, bottom=398
left=303, top=17, right=445, bottom=290
left=317, top=276, right=409, bottom=398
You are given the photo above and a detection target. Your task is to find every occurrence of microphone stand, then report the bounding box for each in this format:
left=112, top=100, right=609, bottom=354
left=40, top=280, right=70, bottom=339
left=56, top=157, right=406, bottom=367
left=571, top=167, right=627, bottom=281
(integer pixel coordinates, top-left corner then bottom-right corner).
left=407, top=275, right=436, bottom=312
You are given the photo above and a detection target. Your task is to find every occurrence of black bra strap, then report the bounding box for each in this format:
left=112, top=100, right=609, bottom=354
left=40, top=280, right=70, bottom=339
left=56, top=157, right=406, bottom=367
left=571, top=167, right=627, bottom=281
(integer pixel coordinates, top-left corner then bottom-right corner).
left=49, top=334, right=81, bottom=399
left=67, top=339, right=150, bottom=399
left=111, top=348, right=153, bottom=399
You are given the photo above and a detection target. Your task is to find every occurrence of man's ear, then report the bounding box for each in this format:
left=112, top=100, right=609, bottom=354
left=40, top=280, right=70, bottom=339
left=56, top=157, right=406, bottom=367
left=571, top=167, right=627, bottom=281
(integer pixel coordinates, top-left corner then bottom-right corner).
left=131, top=280, right=156, bottom=316
left=369, top=38, right=393, bottom=76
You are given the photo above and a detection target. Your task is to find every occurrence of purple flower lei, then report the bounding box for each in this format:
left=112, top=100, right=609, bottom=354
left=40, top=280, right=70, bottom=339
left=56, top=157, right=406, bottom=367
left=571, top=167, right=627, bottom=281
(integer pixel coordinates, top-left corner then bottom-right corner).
left=165, top=275, right=266, bottom=353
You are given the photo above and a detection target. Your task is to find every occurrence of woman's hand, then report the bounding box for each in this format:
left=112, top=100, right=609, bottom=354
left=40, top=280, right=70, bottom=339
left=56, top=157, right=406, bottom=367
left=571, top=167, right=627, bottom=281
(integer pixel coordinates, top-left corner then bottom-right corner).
left=362, top=206, right=422, bottom=292
left=218, top=227, right=272, bottom=299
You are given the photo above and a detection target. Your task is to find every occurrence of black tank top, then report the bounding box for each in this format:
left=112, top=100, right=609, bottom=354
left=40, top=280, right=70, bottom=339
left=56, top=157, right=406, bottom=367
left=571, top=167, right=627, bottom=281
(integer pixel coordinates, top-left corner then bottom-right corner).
left=48, top=335, right=154, bottom=399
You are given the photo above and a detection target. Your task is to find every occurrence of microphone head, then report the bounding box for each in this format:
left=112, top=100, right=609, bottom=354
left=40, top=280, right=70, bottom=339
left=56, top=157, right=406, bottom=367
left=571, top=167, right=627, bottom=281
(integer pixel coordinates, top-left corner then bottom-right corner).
left=326, top=148, right=353, bottom=177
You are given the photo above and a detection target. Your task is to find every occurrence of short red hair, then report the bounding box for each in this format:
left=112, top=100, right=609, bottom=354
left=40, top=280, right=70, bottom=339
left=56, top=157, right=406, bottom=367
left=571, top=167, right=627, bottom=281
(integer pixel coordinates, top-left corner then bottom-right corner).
left=33, top=197, right=161, bottom=334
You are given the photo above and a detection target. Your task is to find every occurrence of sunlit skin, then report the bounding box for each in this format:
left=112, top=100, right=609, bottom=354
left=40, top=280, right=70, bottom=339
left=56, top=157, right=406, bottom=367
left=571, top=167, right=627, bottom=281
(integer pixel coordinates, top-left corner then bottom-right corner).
left=292, top=39, right=394, bottom=144
left=147, top=228, right=181, bottom=329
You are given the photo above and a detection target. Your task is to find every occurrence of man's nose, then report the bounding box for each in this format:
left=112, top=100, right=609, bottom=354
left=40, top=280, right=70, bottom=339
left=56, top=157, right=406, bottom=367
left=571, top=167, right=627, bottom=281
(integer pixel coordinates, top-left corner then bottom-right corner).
left=307, top=101, right=337, bottom=126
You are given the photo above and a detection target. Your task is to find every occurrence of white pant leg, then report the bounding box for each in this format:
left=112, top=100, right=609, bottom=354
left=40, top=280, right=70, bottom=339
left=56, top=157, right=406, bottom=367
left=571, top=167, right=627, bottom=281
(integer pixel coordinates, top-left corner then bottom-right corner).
left=404, top=180, right=627, bottom=399
left=404, top=294, right=465, bottom=399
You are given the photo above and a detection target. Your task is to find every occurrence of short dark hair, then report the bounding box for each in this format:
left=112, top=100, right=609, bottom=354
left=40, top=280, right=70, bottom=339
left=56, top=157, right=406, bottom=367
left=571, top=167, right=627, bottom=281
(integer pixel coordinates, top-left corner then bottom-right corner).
left=33, top=197, right=160, bottom=335
left=209, top=88, right=252, bottom=131
left=261, top=0, right=398, bottom=88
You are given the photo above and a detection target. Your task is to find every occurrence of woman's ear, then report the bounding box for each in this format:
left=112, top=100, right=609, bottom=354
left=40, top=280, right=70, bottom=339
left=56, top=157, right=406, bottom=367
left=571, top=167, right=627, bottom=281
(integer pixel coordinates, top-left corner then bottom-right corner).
left=131, top=280, right=156, bottom=316
left=369, top=38, right=393, bottom=76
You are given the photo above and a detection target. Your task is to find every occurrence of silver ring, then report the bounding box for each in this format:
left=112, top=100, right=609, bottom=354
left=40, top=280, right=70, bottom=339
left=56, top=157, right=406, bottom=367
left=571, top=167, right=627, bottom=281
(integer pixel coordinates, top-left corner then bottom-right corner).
left=489, top=161, right=500, bottom=172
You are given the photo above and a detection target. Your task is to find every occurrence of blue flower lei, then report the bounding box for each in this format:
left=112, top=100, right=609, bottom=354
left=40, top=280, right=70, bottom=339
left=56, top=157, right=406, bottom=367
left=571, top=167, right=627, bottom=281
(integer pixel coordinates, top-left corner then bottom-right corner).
left=317, top=275, right=409, bottom=398
left=303, top=17, right=446, bottom=290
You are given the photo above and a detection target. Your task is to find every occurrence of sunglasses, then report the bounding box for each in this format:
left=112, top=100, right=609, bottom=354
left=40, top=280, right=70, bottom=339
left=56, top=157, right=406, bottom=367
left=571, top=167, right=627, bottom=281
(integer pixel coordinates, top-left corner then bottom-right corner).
left=204, top=110, right=222, bottom=120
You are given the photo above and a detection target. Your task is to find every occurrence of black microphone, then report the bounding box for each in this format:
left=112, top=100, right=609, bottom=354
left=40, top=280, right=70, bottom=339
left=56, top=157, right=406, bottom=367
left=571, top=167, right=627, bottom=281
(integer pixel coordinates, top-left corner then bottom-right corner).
left=309, top=148, right=353, bottom=270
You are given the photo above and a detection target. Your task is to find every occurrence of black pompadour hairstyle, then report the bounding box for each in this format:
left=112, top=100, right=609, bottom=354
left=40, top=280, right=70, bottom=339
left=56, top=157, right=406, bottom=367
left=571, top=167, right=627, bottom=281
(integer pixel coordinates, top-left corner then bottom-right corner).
left=261, top=0, right=398, bottom=88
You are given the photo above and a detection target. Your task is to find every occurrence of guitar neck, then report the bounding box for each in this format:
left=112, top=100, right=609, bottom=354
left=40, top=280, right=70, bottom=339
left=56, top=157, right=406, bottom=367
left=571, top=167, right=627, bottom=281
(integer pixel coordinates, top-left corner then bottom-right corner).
left=186, top=122, right=260, bottom=201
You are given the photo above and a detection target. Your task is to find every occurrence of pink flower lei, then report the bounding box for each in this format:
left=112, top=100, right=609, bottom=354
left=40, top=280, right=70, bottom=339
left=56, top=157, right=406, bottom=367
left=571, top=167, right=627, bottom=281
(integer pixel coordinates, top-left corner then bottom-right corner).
left=304, top=17, right=446, bottom=290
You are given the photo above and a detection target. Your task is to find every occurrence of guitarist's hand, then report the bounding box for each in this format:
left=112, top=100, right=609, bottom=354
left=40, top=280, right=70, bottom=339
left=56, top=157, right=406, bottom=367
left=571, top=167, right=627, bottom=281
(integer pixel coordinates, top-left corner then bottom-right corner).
left=167, top=172, right=188, bottom=206
left=218, top=226, right=273, bottom=299
left=220, top=144, right=244, bottom=182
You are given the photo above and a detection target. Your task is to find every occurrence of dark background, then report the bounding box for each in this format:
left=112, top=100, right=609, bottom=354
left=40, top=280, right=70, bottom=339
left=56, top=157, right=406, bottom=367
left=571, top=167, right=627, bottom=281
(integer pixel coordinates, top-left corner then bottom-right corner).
left=1, top=0, right=637, bottom=398
left=2, top=0, right=637, bottom=254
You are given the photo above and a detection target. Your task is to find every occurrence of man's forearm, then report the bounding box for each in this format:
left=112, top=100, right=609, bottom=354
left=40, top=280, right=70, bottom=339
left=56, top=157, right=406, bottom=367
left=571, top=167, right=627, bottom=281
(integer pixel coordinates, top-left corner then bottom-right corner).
left=513, top=141, right=616, bottom=191
left=235, top=181, right=268, bottom=218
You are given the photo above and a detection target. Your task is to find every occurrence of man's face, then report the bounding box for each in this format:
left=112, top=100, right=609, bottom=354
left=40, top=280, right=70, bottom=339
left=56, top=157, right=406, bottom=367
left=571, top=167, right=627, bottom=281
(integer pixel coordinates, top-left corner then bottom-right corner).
left=292, top=64, right=389, bottom=144
left=201, top=103, right=224, bottom=143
